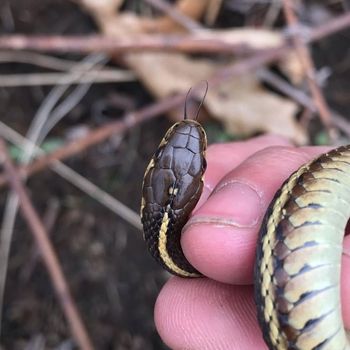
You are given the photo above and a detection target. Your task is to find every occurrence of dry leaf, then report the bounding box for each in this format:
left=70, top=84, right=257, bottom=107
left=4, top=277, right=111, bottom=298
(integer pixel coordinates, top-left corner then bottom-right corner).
left=206, top=76, right=307, bottom=144
left=127, top=54, right=216, bottom=98
left=280, top=51, right=306, bottom=85
left=127, top=53, right=307, bottom=144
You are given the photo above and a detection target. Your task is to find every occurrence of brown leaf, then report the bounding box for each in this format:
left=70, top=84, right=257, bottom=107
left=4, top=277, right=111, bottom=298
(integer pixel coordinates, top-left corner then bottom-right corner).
left=123, top=51, right=307, bottom=143
left=205, top=75, right=307, bottom=144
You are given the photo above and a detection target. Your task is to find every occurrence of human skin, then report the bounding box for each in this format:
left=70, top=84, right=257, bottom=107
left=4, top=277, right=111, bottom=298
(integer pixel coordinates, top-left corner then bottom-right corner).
left=154, top=134, right=350, bottom=350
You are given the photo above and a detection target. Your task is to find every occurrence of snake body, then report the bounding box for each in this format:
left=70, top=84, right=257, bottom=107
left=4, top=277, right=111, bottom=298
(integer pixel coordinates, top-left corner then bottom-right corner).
left=255, top=145, right=350, bottom=350
left=141, top=117, right=349, bottom=349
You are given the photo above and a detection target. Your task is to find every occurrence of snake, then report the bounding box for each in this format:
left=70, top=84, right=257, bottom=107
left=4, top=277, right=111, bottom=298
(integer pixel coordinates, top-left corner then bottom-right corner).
left=140, top=92, right=350, bottom=349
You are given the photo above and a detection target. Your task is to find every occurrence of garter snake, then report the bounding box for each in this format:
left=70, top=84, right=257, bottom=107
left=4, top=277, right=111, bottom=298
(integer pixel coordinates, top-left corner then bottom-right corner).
left=140, top=90, right=349, bottom=349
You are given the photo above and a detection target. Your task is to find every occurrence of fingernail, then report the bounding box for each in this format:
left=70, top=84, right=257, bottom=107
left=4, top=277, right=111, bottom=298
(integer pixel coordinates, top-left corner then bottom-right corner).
left=198, top=181, right=262, bottom=227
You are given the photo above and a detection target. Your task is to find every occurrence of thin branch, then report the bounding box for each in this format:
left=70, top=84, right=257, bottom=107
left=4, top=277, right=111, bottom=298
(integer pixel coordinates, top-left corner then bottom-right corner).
left=20, top=198, right=61, bottom=281
left=0, top=54, right=107, bottom=334
left=0, top=11, right=349, bottom=54
left=0, top=121, right=142, bottom=230
left=0, top=51, right=82, bottom=71
left=0, top=95, right=184, bottom=189
left=310, top=9, right=350, bottom=42
left=0, top=31, right=262, bottom=54
left=0, top=138, right=95, bottom=350
left=24, top=53, right=107, bottom=161
left=282, top=0, right=335, bottom=138
left=0, top=33, right=258, bottom=55
left=0, top=69, right=135, bottom=87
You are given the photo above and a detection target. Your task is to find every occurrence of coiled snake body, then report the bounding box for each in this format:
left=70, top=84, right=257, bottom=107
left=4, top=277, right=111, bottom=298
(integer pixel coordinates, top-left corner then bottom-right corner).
left=141, top=114, right=349, bottom=349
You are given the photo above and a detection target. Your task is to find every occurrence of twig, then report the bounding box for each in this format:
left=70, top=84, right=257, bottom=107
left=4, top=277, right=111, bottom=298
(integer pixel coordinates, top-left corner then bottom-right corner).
left=0, top=53, right=107, bottom=335
left=0, top=51, right=81, bottom=71
left=0, top=11, right=349, bottom=54
left=24, top=53, right=107, bottom=160
left=0, top=138, right=94, bottom=350
left=20, top=198, right=61, bottom=282
left=282, top=0, right=335, bottom=138
left=0, top=121, right=142, bottom=230
left=310, top=10, right=350, bottom=42
left=0, top=94, right=185, bottom=189
left=0, top=69, right=135, bottom=87
left=0, top=33, right=259, bottom=55
left=36, top=55, right=108, bottom=146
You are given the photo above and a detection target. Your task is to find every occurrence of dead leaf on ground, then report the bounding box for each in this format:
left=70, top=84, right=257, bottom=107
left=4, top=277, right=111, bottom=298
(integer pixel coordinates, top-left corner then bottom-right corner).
left=280, top=51, right=306, bottom=85
left=206, top=76, right=306, bottom=144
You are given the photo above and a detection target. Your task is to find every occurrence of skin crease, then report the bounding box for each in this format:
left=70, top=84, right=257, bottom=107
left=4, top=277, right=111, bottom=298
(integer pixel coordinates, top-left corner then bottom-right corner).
left=154, top=134, right=350, bottom=350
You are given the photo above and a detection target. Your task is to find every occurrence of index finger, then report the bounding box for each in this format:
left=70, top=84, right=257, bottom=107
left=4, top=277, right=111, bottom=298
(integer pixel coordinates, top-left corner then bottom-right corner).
left=183, top=145, right=330, bottom=284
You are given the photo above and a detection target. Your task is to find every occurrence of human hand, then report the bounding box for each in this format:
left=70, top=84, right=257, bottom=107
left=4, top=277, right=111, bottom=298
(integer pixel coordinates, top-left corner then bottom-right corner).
left=154, top=135, right=350, bottom=350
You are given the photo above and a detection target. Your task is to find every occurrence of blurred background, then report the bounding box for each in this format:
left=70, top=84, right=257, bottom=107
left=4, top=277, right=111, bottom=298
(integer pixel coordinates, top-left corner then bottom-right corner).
left=0, top=0, right=349, bottom=349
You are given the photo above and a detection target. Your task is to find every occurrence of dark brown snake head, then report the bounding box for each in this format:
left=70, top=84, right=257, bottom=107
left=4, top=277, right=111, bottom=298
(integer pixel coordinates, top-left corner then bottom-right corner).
left=141, top=119, right=207, bottom=276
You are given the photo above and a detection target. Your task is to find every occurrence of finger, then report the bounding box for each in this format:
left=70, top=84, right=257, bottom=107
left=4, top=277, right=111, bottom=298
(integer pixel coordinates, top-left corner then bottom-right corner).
left=155, top=278, right=267, bottom=350
left=196, top=134, right=292, bottom=208
left=183, top=146, right=330, bottom=284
